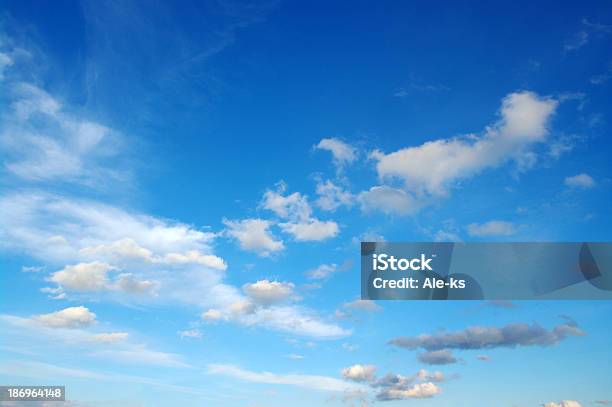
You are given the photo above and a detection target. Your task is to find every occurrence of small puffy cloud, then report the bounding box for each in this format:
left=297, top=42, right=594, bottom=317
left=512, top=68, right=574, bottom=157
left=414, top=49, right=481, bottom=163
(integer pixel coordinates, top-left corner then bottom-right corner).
left=34, top=306, right=96, bottom=328
left=544, top=401, right=583, bottom=407
left=287, top=353, right=304, bottom=360
left=564, top=173, right=595, bottom=189
left=371, top=91, right=557, bottom=197
left=358, top=186, right=421, bottom=216
left=223, top=218, right=284, bottom=256
left=343, top=299, right=382, bottom=313
left=262, top=183, right=312, bottom=221
left=178, top=329, right=202, bottom=339
left=377, top=382, right=441, bottom=400
left=316, top=138, right=357, bottom=168
left=476, top=354, right=491, bottom=362
left=243, top=280, right=295, bottom=306
left=418, top=349, right=457, bottom=365
left=91, top=332, right=129, bottom=343
left=279, top=219, right=339, bottom=241
left=467, top=220, right=516, bottom=237
left=315, top=180, right=353, bottom=211
left=50, top=262, right=114, bottom=291
left=341, top=364, right=377, bottom=383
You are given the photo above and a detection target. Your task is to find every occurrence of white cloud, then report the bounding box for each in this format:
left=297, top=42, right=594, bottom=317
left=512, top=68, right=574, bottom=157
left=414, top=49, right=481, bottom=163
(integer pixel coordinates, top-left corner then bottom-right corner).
left=91, top=332, right=129, bottom=343
left=243, top=280, right=295, bottom=306
left=306, top=263, right=337, bottom=280
left=341, top=364, right=377, bottom=382
left=315, top=180, right=353, bottom=211
left=79, top=238, right=153, bottom=261
left=201, top=309, right=223, bottom=322
left=358, top=185, right=421, bottom=216
left=279, top=219, right=339, bottom=241
left=467, top=220, right=516, bottom=237
left=49, top=262, right=158, bottom=296
left=207, top=364, right=366, bottom=393
left=34, top=306, right=96, bottom=328
left=178, top=329, right=202, bottom=339
left=371, top=91, right=558, bottom=197
left=0, top=192, right=220, bottom=265
left=377, top=382, right=441, bottom=400
left=1, top=82, right=126, bottom=185
left=112, top=273, right=159, bottom=295
left=50, top=262, right=114, bottom=291
left=161, top=251, right=227, bottom=270
left=260, top=183, right=340, bottom=242
left=544, top=401, right=583, bottom=407
left=262, top=183, right=311, bottom=221
left=316, top=138, right=357, bottom=169
left=223, top=218, right=284, bottom=256
left=564, top=173, right=595, bottom=189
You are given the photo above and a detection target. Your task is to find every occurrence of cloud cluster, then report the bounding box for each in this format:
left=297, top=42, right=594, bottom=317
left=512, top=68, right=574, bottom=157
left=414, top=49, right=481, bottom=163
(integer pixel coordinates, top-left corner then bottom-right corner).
left=389, top=320, right=585, bottom=364
left=341, top=364, right=445, bottom=401
left=201, top=279, right=349, bottom=338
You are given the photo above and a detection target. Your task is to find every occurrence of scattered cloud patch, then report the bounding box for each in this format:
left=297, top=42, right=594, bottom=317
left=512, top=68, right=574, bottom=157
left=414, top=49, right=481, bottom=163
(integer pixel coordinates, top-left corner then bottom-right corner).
left=467, top=221, right=516, bottom=237
left=564, top=173, right=595, bottom=189
left=34, top=306, right=97, bottom=329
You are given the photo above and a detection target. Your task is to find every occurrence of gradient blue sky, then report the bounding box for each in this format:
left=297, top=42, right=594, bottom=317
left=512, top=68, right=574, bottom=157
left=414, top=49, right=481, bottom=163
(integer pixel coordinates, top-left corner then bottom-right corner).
left=1, top=1, right=612, bottom=406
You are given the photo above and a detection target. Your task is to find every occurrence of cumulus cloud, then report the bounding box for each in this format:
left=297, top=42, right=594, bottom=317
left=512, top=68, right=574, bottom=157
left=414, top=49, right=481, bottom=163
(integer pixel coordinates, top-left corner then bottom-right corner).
left=223, top=218, right=284, bottom=256
left=358, top=185, right=422, bottom=216
left=260, top=183, right=340, bottom=241
left=207, top=364, right=366, bottom=393
left=544, top=401, right=583, bottom=407
left=389, top=320, right=585, bottom=354
left=315, top=180, right=353, bottom=211
left=243, top=280, right=295, bottom=306
left=341, top=364, right=377, bottom=382
left=262, top=183, right=312, bottom=221
left=417, top=349, right=458, bottom=365
left=564, top=173, right=595, bottom=189
left=34, top=306, right=96, bottom=328
left=49, top=262, right=158, bottom=296
left=371, top=91, right=558, bottom=197
left=316, top=138, right=357, bottom=169
left=377, top=382, right=441, bottom=401
left=279, top=219, right=339, bottom=241
left=50, top=262, right=115, bottom=292
left=467, top=220, right=516, bottom=237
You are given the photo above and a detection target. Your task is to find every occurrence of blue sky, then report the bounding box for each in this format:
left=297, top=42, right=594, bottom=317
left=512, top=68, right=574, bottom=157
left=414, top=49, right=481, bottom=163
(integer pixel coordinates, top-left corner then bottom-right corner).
left=1, top=1, right=612, bottom=406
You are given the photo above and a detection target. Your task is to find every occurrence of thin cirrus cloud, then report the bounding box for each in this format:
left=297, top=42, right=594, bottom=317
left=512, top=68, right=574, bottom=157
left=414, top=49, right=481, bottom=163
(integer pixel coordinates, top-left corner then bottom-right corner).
left=207, top=363, right=367, bottom=393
